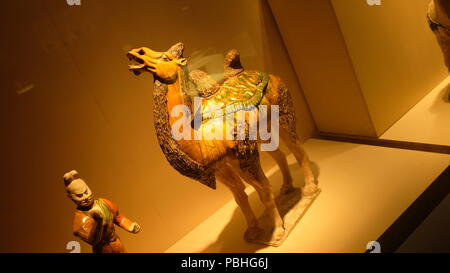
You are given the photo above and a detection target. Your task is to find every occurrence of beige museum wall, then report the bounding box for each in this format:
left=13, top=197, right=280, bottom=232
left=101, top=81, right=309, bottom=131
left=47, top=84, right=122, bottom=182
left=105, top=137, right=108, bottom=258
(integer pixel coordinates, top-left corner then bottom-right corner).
left=269, top=0, right=448, bottom=137
left=0, top=0, right=315, bottom=252
left=331, top=0, right=448, bottom=135
left=268, top=0, right=377, bottom=137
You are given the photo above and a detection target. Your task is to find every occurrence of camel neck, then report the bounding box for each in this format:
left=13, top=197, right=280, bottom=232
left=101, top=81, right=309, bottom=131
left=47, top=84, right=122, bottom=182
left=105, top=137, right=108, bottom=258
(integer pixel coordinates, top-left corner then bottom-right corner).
left=151, top=68, right=216, bottom=189
left=164, top=67, right=192, bottom=127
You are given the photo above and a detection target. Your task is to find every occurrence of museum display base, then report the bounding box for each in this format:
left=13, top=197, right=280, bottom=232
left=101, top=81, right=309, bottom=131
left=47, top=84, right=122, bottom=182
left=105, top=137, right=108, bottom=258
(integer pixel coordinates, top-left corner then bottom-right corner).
left=165, top=139, right=449, bottom=253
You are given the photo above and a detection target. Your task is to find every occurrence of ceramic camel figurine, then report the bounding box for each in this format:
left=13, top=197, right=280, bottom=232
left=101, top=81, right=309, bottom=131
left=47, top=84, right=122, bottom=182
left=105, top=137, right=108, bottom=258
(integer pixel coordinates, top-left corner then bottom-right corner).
left=126, top=43, right=319, bottom=245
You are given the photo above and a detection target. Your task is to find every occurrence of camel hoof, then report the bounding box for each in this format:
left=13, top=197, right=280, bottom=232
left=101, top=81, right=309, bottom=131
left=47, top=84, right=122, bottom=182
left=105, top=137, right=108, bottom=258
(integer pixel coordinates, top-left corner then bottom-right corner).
left=244, top=226, right=263, bottom=241
left=302, top=183, right=319, bottom=196
left=280, top=184, right=295, bottom=195
left=271, top=226, right=285, bottom=242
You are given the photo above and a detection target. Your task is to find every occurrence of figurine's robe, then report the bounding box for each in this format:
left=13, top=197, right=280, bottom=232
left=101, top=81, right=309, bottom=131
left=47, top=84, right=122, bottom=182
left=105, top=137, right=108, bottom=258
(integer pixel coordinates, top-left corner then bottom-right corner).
left=72, top=198, right=134, bottom=253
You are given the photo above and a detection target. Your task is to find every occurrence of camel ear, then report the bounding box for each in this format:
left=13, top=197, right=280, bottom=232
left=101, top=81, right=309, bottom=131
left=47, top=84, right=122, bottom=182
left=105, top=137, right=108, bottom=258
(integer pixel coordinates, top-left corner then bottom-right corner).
left=168, top=42, right=185, bottom=59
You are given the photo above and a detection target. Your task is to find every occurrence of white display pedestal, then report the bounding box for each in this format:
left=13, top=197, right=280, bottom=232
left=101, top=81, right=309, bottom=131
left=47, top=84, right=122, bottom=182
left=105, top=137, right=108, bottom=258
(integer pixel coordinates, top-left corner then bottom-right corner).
left=165, top=139, right=450, bottom=253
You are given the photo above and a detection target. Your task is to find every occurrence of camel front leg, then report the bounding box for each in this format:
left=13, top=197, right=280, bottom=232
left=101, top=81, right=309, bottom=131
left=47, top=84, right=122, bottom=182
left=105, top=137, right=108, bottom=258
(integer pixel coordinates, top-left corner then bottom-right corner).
left=267, top=149, right=294, bottom=194
left=237, top=162, right=285, bottom=242
left=216, top=164, right=259, bottom=234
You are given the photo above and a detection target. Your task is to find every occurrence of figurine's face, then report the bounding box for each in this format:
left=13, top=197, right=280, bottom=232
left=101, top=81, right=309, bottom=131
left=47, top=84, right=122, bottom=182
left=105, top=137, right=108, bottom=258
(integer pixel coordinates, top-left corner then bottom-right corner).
left=127, top=44, right=187, bottom=80
left=67, top=179, right=94, bottom=208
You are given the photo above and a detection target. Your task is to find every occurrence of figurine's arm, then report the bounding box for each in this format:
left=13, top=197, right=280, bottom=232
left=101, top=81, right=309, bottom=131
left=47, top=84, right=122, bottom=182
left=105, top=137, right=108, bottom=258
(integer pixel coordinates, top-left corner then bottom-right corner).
left=100, top=198, right=141, bottom=234
left=72, top=210, right=102, bottom=245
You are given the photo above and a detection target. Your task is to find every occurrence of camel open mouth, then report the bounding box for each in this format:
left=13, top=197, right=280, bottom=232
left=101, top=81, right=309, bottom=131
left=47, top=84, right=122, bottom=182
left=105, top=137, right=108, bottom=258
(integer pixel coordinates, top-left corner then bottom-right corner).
left=127, top=52, right=146, bottom=75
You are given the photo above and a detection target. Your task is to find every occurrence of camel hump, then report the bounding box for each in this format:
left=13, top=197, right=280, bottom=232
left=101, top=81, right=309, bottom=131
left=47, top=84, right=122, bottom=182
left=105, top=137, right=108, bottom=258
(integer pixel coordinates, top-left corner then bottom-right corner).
left=201, top=70, right=270, bottom=121
left=224, top=49, right=244, bottom=78
left=189, top=69, right=220, bottom=98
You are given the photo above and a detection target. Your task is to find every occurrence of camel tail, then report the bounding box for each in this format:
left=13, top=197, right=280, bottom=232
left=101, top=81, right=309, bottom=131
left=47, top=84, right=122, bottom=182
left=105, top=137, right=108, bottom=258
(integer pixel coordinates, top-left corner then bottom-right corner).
left=267, top=75, right=299, bottom=143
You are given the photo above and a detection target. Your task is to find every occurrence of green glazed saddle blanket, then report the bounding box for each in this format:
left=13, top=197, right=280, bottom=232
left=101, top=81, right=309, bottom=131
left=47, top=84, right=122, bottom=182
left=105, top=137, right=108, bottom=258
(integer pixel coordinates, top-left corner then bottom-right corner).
left=201, top=71, right=269, bottom=121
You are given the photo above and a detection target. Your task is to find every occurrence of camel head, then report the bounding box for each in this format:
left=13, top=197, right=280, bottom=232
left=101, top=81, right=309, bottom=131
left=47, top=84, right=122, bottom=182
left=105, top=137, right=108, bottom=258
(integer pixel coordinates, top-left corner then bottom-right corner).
left=127, top=42, right=187, bottom=80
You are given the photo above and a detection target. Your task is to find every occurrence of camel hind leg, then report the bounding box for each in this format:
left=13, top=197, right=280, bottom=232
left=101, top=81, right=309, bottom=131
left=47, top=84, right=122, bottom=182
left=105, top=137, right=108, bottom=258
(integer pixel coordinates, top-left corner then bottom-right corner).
left=277, top=83, right=318, bottom=196
left=279, top=127, right=318, bottom=196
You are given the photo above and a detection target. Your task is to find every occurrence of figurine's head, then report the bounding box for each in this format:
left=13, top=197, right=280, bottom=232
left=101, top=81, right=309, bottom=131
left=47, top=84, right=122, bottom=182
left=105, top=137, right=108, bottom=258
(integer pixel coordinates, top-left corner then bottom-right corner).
left=63, top=170, right=94, bottom=208
left=127, top=42, right=187, bottom=81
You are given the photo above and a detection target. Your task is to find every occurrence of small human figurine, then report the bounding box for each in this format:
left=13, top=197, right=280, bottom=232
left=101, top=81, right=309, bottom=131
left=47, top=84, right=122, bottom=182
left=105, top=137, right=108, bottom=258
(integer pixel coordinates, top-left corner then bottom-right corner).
left=63, top=170, right=141, bottom=253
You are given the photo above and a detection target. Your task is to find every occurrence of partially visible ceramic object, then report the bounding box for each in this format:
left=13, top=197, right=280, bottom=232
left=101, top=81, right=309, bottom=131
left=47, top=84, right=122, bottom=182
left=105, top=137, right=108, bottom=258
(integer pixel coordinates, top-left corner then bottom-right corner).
left=429, top=0, right=450, bottom=73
